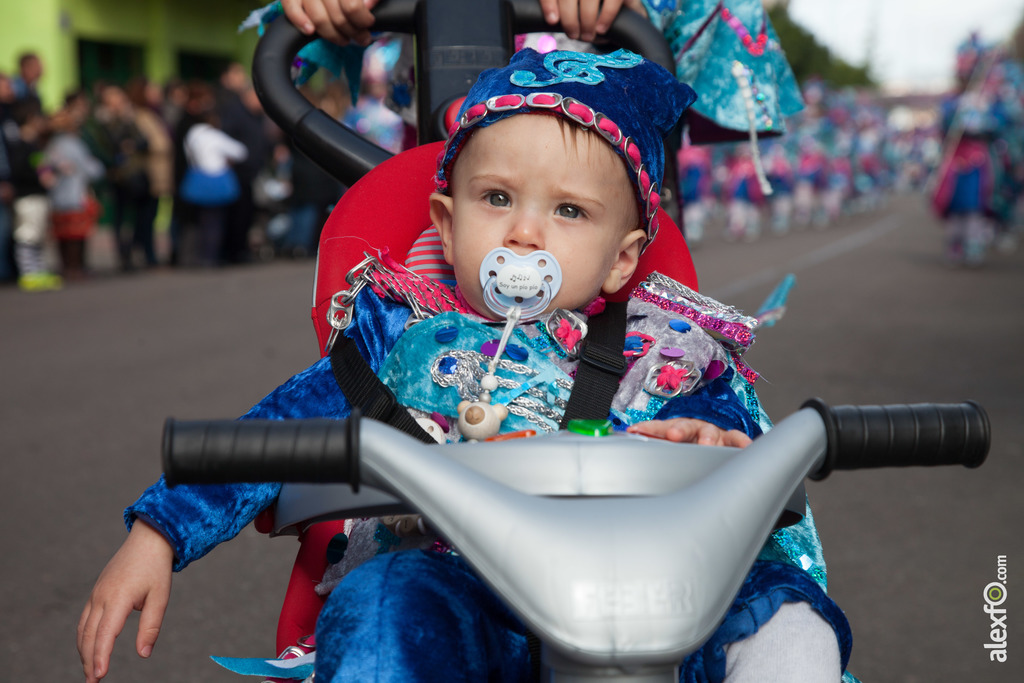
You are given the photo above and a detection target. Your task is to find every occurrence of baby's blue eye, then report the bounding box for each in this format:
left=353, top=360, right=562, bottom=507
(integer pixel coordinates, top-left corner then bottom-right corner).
left=487, top=192, right=510, bottom=207
left=557, top=205, right=581, bottom=219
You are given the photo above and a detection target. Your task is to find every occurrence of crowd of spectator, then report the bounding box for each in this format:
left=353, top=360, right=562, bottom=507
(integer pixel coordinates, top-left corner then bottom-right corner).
left=0, top=52, right=345, bottom=292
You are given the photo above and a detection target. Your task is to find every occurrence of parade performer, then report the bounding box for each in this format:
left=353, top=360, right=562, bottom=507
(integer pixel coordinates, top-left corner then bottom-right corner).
left=79, top=48, right=852, bottom=683
left=930, top=33, right=1007, bottom=266
left=678, top=138, right=714, bottom=244
left=793, top=134, right=828, bottom=228
left=764, top=141, right=794, bottom=234
left=823, top=145, right=852, bottom=224
left=723, top=145, right=765, bottom=241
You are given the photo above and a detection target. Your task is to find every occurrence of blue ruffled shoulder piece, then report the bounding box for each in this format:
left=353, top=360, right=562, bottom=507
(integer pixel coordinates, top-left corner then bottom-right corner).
left=125, top=289, right=412, bottom=570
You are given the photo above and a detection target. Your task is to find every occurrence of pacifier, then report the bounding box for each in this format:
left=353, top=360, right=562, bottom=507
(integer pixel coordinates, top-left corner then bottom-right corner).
left=478, top=247, right=562, bottom=319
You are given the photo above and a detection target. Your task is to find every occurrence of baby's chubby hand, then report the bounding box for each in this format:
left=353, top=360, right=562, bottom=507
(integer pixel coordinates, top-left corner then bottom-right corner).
left=627, top=418, right=752, bottom=448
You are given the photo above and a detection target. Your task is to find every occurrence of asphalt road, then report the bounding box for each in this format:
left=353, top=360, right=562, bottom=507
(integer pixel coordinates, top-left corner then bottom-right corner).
left=3, top=193, right=1021, bottom=682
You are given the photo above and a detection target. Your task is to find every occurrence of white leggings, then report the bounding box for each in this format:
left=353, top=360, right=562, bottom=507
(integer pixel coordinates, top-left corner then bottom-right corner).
left=724, top=601, right=842, bottom=682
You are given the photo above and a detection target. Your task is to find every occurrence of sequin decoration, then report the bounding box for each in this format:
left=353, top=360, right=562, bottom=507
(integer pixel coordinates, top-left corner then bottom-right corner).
left=505, top=344, right=529, bottom=361
left=720, top=7, right=769, bottom=57
left=431, top=538, right=453, bottom=554
left=480, top=339, right=500, bottom=357
left=516, top=324, right=561, bottom=358
left=770, top=528, right=827, bottom=586
left=326, top=533, right=349, bottom=564
left=435, top=326, right=459, bottom=343
left=625, top=395, right=668, bottom=425
left=373, top=523, right=402, bottom=555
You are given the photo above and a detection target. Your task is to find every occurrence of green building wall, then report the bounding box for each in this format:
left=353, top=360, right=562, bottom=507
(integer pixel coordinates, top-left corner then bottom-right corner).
left=0, top=0, right=260, bottom=111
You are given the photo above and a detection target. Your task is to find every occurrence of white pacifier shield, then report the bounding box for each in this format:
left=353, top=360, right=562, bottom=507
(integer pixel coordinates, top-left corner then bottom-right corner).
left=495, top=264, right=544, bottom=297
left=479, top=247, right=562, bottom=318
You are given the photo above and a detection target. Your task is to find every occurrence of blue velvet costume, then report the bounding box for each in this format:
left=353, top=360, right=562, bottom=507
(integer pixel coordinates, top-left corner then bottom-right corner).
left=127, top=282, right=852, bottom=682
left=132, top=30, right=848, bottom=683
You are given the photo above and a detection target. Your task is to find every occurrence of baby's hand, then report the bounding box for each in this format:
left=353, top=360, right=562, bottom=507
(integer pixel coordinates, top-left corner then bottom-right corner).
left=77, top=521, right=175, bottom=682
left=627, top=418, right=752, bottom=447
left=281, top=0, right=378, bottom=46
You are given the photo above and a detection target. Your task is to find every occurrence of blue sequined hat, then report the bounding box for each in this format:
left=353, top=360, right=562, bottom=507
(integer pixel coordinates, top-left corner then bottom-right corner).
left=435, top=48, right=697, bottom=251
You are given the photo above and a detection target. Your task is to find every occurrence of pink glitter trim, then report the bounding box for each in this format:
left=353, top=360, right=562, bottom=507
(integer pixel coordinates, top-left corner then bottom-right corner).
left=731, top=351, right=759, bottom=384
left=631, top=287, right=753, bottom=347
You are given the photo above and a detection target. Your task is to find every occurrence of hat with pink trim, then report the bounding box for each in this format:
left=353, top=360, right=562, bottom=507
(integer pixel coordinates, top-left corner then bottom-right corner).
left=435, top=48, right=696, bottom=252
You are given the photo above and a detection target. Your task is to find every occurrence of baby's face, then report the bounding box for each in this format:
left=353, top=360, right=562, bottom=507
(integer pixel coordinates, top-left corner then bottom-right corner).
left=431, top=114, right=645, bottom=320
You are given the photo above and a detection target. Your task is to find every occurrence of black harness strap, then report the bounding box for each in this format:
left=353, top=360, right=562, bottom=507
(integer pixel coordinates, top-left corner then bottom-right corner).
left=329, top=301, right=627, bottom=439
left=558, top=301, right=628, bottom=428
left=329, top=333, right=437, bottom=444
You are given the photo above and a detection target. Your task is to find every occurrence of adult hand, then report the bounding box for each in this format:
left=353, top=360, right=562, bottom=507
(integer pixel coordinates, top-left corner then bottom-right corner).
left=539, top=0, right=648, bottom=42
left=281, top=0, right=379, bottom=46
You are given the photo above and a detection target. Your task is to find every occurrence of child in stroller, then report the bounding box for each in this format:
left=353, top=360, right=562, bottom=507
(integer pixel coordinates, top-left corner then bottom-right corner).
left=78, top=40, right=853, bottom=682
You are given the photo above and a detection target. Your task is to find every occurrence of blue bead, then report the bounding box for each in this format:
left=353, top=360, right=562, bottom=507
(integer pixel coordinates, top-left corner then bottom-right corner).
left=435, top=326, right=459, bottom=343
left=439, top=356, right=458, bottom=374
left=669, top=319, right=691, bottom=333
left=505, top=344, right=528, bottom=361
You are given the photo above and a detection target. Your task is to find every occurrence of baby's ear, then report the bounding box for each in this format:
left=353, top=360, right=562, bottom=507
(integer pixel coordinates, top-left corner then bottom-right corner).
left=601, top=228, right=646, bottom=295
left=429, top=192, right=455, bottom=265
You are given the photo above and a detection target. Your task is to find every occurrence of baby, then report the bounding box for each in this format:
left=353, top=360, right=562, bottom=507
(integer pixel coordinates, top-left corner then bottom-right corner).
left=79, top=48, right=848, bottom=683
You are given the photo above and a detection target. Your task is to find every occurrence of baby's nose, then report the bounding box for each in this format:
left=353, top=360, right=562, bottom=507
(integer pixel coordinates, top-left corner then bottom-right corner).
left=504, top=212, right=544, bottom=251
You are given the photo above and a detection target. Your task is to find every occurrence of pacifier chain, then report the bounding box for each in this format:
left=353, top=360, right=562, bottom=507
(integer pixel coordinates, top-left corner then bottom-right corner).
left=456, top=305, right=521, bottom=441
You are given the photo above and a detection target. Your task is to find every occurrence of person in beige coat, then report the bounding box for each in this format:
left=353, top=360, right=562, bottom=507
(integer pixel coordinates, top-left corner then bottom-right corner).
left=127, top=78, right=173, bottom=264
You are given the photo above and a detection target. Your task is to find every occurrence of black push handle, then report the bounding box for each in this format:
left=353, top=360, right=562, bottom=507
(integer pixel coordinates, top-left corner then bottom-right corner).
left=251, top=0, right=674, bottom=186
left=163, top=414, right=361, bottom=489
left=804, top=399, right=990, bottom=479
left=251, top=13, right=410, bottom=187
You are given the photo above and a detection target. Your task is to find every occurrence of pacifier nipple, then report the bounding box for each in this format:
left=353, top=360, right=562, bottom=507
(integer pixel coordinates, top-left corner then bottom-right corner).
left=479, top=247, right=562, bottom=319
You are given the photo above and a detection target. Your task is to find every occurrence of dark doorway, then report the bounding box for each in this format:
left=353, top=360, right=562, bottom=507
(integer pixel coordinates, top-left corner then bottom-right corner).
left=78, top=39, right=145, bottom=93
left=178, top=51, right=234, bottom=83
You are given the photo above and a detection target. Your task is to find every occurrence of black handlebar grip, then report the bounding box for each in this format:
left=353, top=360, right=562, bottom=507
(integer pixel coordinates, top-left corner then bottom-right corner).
left=804, top=399, right=990, bottom=479
left=162, top=414, right=360, bottom=489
